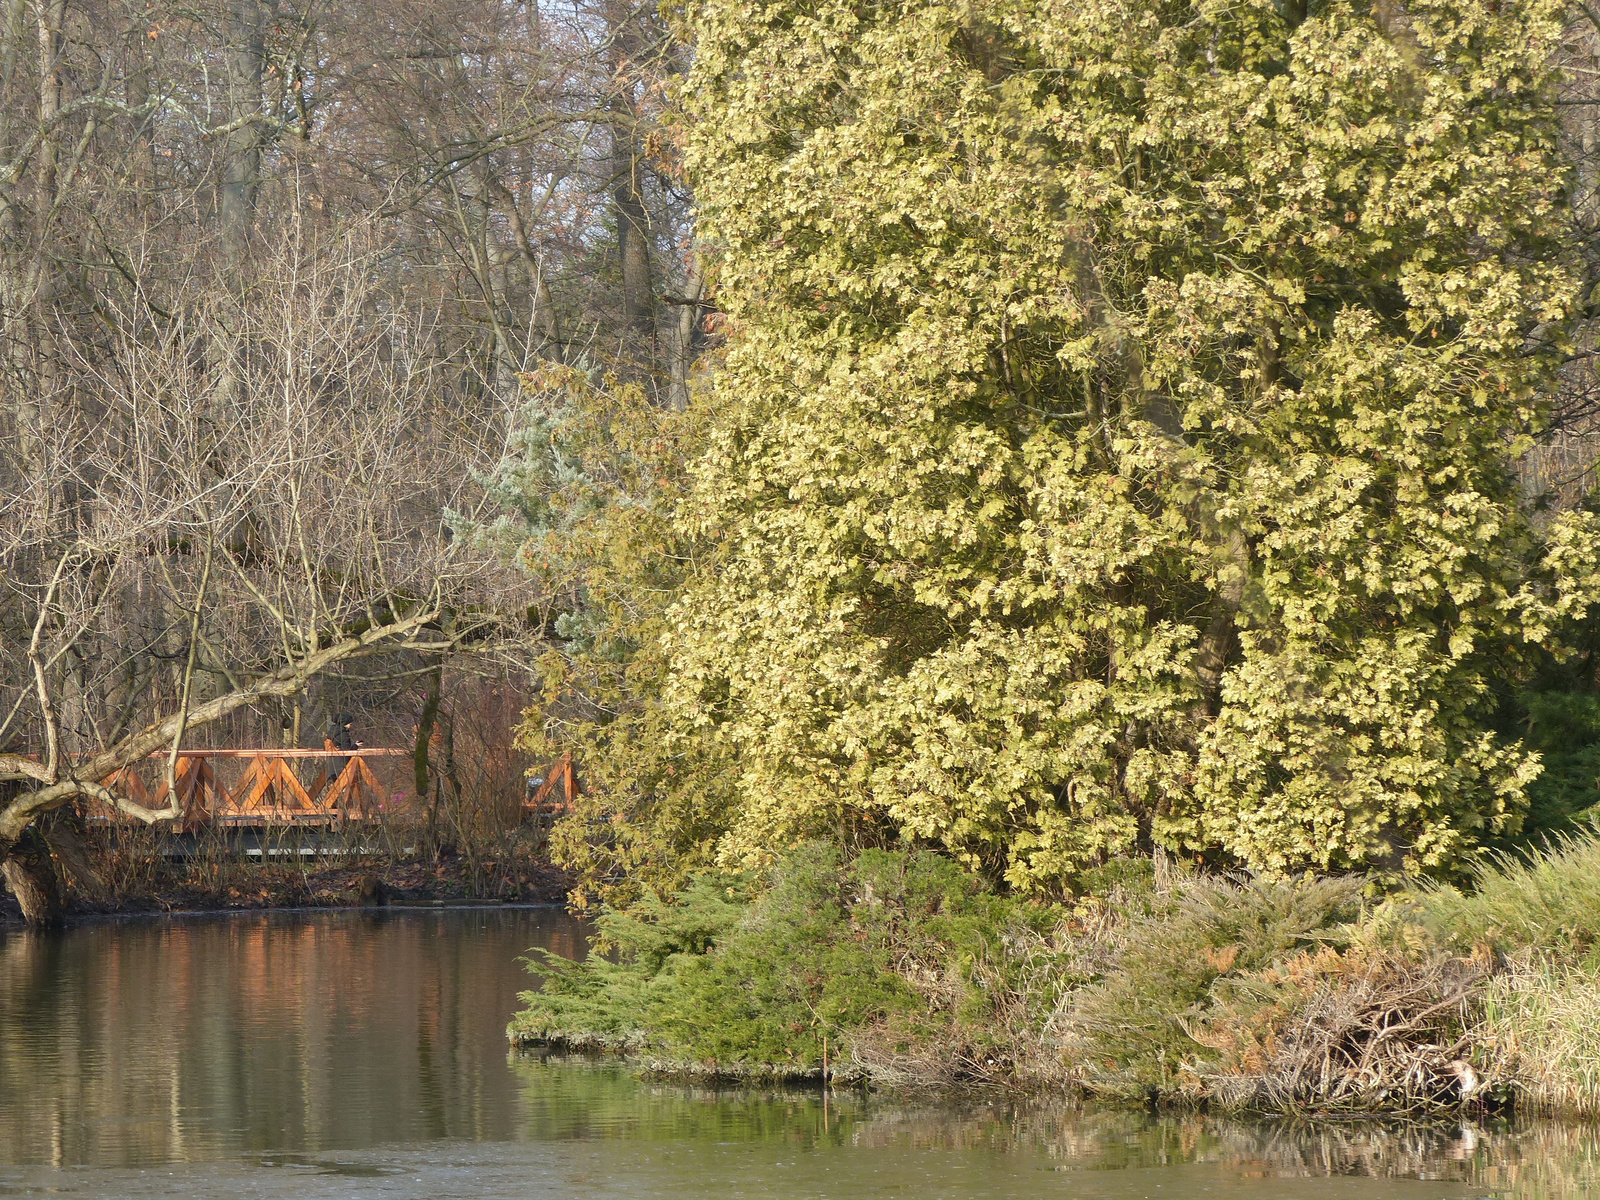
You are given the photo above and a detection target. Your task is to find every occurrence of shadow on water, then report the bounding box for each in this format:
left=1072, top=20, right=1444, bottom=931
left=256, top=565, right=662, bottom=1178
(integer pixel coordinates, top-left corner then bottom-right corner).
left=0, top=908, right=1597, bottom=1197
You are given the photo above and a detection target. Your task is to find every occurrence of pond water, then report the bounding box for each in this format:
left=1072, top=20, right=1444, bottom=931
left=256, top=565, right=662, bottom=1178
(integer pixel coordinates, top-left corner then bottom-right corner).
left=0, top=907, right=1596, bottom=1199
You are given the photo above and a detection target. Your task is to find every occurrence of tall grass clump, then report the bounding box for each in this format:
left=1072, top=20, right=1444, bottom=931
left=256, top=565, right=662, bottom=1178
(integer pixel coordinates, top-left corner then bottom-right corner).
left=1418, top=826, right=1600, bottom=954
left=1477, top=960, right=1600, bottom=1117
left=1413, top=828, right=1600, bottom=1117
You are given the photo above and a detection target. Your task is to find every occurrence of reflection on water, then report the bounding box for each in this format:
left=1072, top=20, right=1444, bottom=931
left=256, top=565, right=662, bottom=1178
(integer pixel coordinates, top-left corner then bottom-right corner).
left=0, top=908, right=1598, bottom=1199
left=508, top=1062, right=1600, bottom=1198
left=0, top=906, right=583, bottom=1167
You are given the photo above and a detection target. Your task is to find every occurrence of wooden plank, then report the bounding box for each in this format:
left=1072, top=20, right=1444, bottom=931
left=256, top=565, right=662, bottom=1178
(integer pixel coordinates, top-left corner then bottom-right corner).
left=526, top=751, right=574, bottom=815
left=243, top=754, right=276, bottom=811
left=561, top=753, right=575, bottom=809
left=213, top=808, right=338, bottom=827
left=272, top=758, right=317, bottom=811
left=229, top=756, right=262, bottom=812
left=150, top=755, right=196, bottom=810
left=208, top=762, right=235, bottom=811
left=32, top=747, right=407, bottom=765
left=75, top=748, right=407, bottom=825
left=157, top=748, right=409, bottom=759
left=180, top=761, right=209, bottom=829
left=324, top=759, right=362, bottom=813
left=351, top=757, right=385, bottom=815
left=99, top=765, right=151, bottom=806
left=305, top=768, right=329, bottom=808
left=527, top=765, right=559, bottom=809
left=199, top=760, right=220, bottom=823
left=315, top=740, right=344, bottom=813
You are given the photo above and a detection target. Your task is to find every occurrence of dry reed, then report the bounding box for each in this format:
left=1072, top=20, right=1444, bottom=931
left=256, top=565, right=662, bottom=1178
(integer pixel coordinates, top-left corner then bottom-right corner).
left=1475, top=956, right=1600, bottom=1118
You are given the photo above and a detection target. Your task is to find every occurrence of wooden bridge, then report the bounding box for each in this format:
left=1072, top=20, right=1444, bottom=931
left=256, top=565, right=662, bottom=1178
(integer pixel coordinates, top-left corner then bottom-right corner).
left=95, top=747, right=409, bottom=831
left=83, top=745, right=577, bottom=832
left=524, top=750, right=577, bottom=818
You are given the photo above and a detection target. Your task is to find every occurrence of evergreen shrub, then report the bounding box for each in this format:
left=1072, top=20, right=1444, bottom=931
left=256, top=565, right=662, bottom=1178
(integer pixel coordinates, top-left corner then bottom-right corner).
left=511, top=843, right=1059, bottom=1077
left=1055, top=875, right=1362, bottom=1097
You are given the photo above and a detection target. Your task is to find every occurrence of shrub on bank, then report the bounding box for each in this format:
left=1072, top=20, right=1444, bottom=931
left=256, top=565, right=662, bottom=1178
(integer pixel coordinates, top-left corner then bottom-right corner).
left=512, top=844, right=1062, bottom=1080
left=514, top=840, right=1600, bottom=1115
left=1417, top=828, right=1600, bottom=955
left=1052, top=875, right=1362, bottom=1099
left=515, top=848, right=1416, bottom=1099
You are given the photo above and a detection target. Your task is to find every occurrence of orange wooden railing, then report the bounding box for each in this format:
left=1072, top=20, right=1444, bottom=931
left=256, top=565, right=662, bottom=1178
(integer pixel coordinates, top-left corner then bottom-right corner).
left=524, top=751, right=576, bottom=816
left=95, top=748, right=409, bottom=830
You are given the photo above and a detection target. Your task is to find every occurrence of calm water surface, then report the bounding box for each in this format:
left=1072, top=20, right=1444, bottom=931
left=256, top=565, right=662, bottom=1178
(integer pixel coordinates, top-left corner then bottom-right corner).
left=0, top=907, right=1596, bottom=1199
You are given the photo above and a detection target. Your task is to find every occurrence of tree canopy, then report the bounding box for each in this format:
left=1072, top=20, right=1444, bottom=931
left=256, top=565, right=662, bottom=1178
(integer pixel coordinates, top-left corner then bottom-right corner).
left=506, top=0, right=1600, bottom=893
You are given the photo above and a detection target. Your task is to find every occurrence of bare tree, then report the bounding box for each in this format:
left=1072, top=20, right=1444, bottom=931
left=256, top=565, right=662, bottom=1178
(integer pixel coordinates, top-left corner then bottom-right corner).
left=0, top=225, right=533, bottom=923
left=0, top=0, right=700, bottom=924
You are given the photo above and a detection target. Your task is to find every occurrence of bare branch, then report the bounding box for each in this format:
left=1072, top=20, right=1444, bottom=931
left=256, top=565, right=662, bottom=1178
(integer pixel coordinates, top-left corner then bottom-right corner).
left=0, top=605, right=444, bottom=840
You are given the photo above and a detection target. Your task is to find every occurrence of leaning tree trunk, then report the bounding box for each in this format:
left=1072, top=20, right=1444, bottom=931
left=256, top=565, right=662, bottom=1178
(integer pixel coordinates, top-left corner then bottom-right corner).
left=0, top=825, right=65, bottom=928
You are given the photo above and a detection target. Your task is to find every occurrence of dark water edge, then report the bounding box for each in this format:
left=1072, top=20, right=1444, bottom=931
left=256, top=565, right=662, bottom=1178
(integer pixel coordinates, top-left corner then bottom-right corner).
left=2, top=908, right=1598, bottom=1199
left=0, top=854, right=572, bottom=929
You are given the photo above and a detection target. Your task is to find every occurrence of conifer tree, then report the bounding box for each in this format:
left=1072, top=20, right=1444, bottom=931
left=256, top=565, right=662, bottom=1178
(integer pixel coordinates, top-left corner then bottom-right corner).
left=656, top=0, right=1600, bottom=885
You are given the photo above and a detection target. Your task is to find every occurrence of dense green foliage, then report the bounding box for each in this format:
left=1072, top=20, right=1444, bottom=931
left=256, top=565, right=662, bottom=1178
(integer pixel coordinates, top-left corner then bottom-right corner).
left=1514, top=690, right=1600, bottom=832
left=511, top=845, right=1051, bottom=1072
left=665, top=0, right=1600, bottom=885
left=481, top=0, right=1600, bottom=900
left=491, top=0, right=1600, bottom=899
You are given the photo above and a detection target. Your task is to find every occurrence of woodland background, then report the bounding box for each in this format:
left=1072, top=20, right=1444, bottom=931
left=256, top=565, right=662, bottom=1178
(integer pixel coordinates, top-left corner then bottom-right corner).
left=0, top=0, right=703, bottom=912
left=7, top=0, right=1600, bottom=921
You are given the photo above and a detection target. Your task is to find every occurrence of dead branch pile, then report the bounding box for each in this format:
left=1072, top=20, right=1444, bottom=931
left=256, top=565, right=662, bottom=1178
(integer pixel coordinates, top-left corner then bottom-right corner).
left=1190, top=947, right=1492, bottom=1114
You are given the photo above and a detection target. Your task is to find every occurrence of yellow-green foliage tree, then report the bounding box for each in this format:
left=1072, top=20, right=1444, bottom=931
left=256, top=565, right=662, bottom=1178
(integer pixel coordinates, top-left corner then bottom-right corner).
left=658, top=0, right=1600, bottom=888
left=491, top=0, right=1600, bottom=896
left=455, top=365, right=741, bottom=903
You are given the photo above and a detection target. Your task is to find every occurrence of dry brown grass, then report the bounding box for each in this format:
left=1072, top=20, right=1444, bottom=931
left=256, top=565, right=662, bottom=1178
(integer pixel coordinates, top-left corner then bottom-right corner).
left=1475, top=956, right=1600, bottom=1118
left=1191, top=947, right=1491, bottom=1113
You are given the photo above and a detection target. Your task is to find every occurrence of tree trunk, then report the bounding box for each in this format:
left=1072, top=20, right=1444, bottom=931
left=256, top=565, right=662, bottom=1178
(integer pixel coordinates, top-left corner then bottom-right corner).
left=1, top=826, right=64, bottom=928
left=42, top=813, right=106, bottom=902
left=415, top=659, right=443, bottom=861
left=220, top=0, right=264, bottom=267
left=17, top=0, right=67, bottom=490
left=666, top=263, right=704, bottom=410
left=209, top=0, right=264, bottom=435
left=497, top=178, right=566, bottom=363
left=610, top=125, right=654, bottom=360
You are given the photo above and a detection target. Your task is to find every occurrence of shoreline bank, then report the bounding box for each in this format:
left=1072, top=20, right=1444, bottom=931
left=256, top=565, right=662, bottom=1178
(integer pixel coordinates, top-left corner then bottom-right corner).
left=507, top=842, right=1600, bottom=1123
left=501, top=1014, right=1570, bottom=1121
left=0, top=855, right=572, bottom=928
